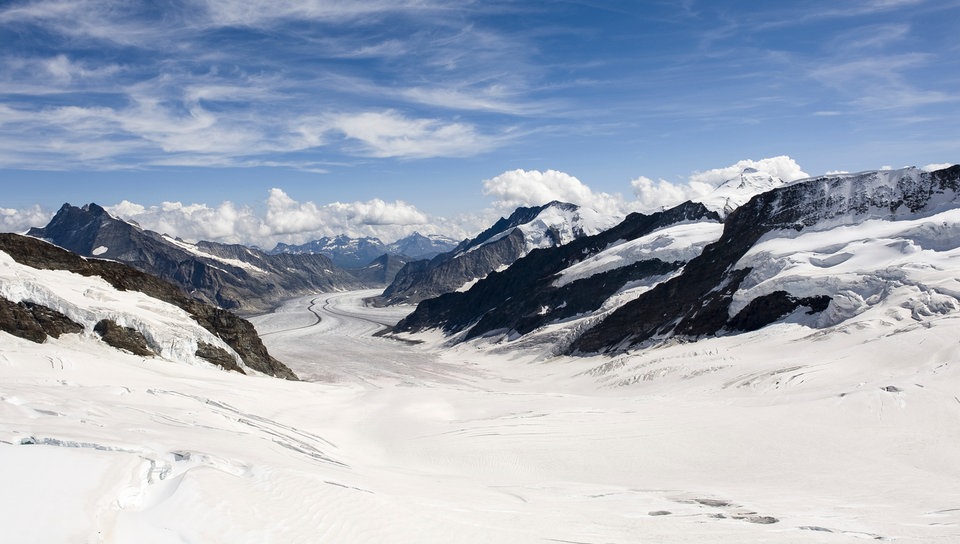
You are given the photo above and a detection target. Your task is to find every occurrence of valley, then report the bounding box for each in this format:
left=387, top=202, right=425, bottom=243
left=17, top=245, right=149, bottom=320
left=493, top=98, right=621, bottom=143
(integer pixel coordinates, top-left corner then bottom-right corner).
left=3, top=284, right=960, bottom=542
left=2, top=166, right=960, bottom=543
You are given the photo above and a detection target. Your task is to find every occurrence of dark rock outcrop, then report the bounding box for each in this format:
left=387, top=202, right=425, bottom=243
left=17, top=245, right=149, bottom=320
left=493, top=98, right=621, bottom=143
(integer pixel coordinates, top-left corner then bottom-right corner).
left=27, top=203, right=362, bottom=314
left=728, top=291, right=831, bottom=332
left=0, top=297, right=83, bottom=343
left=195, top=341, right=246, bottom=374
left=93, top=319, right=155, bottom=357
left=0, top=233, right=298, bottom=379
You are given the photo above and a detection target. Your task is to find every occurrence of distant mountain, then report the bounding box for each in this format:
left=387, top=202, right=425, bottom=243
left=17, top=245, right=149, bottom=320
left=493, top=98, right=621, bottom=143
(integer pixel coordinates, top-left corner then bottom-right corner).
left=272, top=235, right=389, bottom=269
left=375, top=201, right=619, bottom=306
left=345, top=253, right=414, bottom=285
left=271, top=232, right=459, bottom=269
left=387, top=232, right=460, bottom=260
left=394, top=165, right=960, bottom=356
left=27, top=203, right=364, bottom=314
left=0, top=233, right=297, bottom=379
left=696, top=166, right=787, bottom=218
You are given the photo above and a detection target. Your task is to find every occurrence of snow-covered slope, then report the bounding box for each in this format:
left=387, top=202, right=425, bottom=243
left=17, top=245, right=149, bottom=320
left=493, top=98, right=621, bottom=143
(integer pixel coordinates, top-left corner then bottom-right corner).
left=553, top=221, right=724, bottom=287
left=0, top=248, right=245, bottom=372
left=394, top=202, right=721, bottom=342
left=697, top=167, right=787, bottom=217
left=477, top=202, right=617, bottom=254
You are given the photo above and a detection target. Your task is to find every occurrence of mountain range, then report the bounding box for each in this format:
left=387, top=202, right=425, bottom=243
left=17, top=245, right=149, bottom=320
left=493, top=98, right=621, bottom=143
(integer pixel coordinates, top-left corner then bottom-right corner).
left=395, top=165, right=960, bottom=356
left=271, top=232, right=459, bottom=269
left=27, top=203, right=365, bottom=314
left=375, top=201, right=620, bottom=306
left=12, top=164, right=960, bottom=359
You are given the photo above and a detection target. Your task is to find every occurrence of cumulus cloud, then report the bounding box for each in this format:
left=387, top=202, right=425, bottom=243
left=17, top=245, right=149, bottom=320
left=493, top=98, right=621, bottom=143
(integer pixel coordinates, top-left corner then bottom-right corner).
left=629, top=176, right=713, bottom=212
left=631, top=155, right=809, bottom=211
left=687, top=156, right=809, bottom=187
left=482, top=169, right=627, bottom=216
left=922, top=162, right=954, bottom=172
left=0, top=205, right=52, bottom=233
left=107, top=189, right=457, bottom=248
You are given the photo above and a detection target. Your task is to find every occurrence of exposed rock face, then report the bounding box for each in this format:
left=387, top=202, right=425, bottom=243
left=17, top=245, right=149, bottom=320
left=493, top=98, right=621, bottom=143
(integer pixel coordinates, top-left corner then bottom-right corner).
left=395, top=202, right=719, bottom=338
left=727, top=291, right=831, bottom=332
left=27, top=203, right=363, bottom=314
left=0, top=233, right=298, bottom=379
left=94, top=319, right=155, bottom=357
left=378, top=202, right=601, bottom=306
left=381, top=228, right=528, bottom=306
left=0, top=296, right=83, bottom=343
left=195, top=341, right=246, bottom=374
left=569, top=166, right=960, bottom=353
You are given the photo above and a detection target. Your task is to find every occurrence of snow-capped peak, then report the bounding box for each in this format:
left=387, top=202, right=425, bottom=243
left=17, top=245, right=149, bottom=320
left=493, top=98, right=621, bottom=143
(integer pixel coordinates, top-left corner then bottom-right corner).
left=517, top=202, right=620, bottom=251
left=697, top=167, right=786, bottom=217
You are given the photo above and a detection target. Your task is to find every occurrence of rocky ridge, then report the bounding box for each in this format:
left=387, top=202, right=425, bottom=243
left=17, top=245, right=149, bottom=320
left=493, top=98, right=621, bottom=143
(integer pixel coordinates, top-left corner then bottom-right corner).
left=28, top=203, right=363, bottom=314
left=377, top=201, right=615, bottom=306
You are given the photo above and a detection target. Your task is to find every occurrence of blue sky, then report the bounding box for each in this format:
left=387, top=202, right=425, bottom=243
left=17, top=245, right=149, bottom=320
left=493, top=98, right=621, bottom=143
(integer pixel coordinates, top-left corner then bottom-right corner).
left=1, top=0, right=958, bottom=245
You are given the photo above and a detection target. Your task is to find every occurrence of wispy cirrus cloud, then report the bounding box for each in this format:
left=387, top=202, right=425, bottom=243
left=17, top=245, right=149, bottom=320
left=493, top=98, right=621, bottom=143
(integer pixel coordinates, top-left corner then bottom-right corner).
left=0, top=0, right=541, bottom=170
left=327, top=110, right=505, bottom=159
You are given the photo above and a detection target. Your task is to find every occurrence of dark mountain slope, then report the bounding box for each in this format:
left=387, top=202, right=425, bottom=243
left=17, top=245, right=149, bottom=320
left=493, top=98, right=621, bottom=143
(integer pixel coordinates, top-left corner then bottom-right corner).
left=394, top=202, right=720, bottom=338
left=570, top=165, right=960, bottom=353
left=377, top=201, right=607, bottom=306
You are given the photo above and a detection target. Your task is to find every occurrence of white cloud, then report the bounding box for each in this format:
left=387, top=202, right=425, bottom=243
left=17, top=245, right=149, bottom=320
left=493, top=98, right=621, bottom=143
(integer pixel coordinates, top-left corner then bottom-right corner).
left=631, top=156, right=809, bottom=212
left=0, top=205, right=52, bottom=233
left=106, top=189, right=458, bottom=248
left=687, top=156, right=809, bottom=187
left=629, top=176, right=713, bottom=212
left=922, top=162, right=954, bottom=172
left=482, top=169, right=626, bottom=216
left=198, top=0, right=453, bottom=27
left=109, top=200, right=268, bottom=244
left=328, top=110, right=501, bottom=159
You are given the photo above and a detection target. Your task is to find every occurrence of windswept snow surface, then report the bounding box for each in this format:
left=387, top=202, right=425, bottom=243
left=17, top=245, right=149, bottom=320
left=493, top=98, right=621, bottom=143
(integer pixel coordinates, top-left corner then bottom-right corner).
left=3, top=283, right=960, bottom=542
left=731, top=207, right=960, bottom=325
left=553, top=221, right=724, bottom=287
